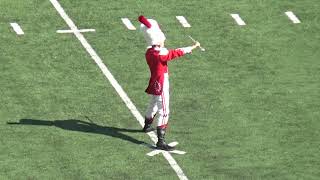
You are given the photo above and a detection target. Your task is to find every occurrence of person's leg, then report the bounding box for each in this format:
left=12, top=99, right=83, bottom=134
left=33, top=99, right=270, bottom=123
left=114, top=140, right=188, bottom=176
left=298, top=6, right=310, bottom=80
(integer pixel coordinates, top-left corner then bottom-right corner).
left=156, top=74, right=174, bottom=150
left=143, top=95, right=159, bottom=132
left=156, top=91, right=169, bottom=128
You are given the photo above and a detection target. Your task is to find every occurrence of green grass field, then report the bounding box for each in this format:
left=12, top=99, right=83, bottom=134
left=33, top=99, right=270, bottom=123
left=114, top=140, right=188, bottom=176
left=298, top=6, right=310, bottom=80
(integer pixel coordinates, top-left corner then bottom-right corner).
left=1, top=0, right=320, bottom=179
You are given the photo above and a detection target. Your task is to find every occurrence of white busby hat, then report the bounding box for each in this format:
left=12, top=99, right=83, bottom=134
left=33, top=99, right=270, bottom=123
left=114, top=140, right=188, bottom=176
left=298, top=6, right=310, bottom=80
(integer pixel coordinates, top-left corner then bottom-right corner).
left=138, top=15, right=166, bottom=46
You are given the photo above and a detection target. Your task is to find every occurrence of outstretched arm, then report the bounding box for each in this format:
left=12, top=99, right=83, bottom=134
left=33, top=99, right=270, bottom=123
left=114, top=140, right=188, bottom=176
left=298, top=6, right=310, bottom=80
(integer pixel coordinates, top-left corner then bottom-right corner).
left=178, top=42, right=200, bottom=54
left=158, top=42, right=201, bottom=62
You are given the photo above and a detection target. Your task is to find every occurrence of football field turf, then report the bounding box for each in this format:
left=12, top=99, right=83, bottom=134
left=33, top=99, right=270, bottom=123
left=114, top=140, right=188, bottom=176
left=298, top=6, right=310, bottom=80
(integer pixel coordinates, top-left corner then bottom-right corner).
left=1, top=0, right=320, bottom=179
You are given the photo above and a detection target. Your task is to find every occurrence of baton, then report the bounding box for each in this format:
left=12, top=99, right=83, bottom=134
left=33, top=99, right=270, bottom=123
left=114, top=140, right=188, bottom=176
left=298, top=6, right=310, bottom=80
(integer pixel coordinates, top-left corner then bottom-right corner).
left=188, top=35, right=205, bottom=52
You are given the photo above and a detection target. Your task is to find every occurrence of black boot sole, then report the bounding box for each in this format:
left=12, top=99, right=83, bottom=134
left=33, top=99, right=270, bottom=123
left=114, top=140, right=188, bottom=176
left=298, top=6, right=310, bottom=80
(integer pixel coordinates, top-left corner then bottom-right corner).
left=156, top=144, right=175, bottom=151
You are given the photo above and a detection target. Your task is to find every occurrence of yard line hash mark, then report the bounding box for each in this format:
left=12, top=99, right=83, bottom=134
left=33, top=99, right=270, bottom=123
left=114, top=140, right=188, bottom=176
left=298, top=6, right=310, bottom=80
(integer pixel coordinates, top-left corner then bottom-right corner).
left=176, top=16, right=191, bottom=27
left=121, top=18, right=136, bottom=30
left=10, top=23, right=24, bottom=35
left=230, top=14, right=246, bottom=26
left=57, top=29, right=96, bottom=33
left=145, top=142, right=186, bottom=157
left=285, top=11, right=301, bottom=24
left=49, top=0, right=188, bottom=179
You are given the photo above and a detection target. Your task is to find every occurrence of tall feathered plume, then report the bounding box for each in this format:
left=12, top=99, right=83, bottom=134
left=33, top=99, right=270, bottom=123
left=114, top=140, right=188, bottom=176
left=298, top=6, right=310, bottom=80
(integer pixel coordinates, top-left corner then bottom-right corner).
left=138, top=15, right=152, bottom=28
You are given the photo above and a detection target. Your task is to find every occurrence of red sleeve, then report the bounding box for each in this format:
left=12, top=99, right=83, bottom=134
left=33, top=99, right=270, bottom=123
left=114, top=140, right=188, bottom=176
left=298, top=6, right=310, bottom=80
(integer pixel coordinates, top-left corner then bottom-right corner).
left=158, top=49, right=185, bottom=62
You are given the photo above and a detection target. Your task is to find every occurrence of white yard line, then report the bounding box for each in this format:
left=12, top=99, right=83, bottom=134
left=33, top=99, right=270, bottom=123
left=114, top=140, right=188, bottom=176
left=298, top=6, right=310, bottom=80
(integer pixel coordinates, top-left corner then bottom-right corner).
left=147, top=149, right=186, bottom=157
left=57, top=29, right=96, bottom=33
left=10, top=23, right=24, bottom=35
left=230, top=14, right=246, bottom=26
left=145, top=141, right=185, bottom=157
left=49, top=0, right=188, bottom=179
left=285, top=11, right=301, bottom=24
left=176, top=16, right=191, bottom=28
left=121, top=18, right=136, bottom=30
left=168, top=141, right=179, bottom=147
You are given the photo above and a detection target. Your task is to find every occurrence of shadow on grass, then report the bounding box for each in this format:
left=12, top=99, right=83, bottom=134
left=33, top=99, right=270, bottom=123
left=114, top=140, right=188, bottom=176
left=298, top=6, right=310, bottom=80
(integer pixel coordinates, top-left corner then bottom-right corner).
left=7, top=118, right=145, bottom=145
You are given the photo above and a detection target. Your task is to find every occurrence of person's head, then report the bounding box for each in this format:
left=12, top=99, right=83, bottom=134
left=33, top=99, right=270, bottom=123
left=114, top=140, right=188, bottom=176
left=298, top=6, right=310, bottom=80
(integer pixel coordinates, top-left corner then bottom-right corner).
left=139, top=16, right=166, bottom=47
left=159, top=40, right=165, bottom=48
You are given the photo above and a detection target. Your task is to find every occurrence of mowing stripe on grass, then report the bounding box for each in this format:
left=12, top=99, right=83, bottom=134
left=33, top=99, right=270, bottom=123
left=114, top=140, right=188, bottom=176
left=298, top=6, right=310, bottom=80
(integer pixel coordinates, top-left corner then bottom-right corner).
left=285, top=11, right=301, bottom=24
left=10, top=23, right=24, bottom=35
left=230, top=14, right=246, bottom=26
left=176, top=16, right=191, bottom=27
left=57, top=29, right=96, bottom=33
left=121, top=18, right=136, bottom=30
left=49, top=0, right=188, bottom=179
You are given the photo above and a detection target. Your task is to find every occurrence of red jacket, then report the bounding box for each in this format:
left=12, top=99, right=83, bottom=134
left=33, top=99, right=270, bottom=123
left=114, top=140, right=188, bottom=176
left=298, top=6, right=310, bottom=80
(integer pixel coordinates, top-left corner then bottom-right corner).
left=145, top=46, right=186, bottom=95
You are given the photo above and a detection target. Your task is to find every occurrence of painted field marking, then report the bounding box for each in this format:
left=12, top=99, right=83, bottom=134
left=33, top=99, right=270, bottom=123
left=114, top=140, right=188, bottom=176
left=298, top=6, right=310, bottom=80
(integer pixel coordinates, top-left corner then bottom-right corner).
left=147, top=149, right=186, bottom=157
left=285, top=11, right=301, bottom=24
left=176, top=16, right=191, bottom=27
left=230, top=14, right=246, bottom=26
left=49, top=0, right=188, bottom=179
left=57, top=29, right=96, bottom=33
left=121, top=18, right=136, bottom=30
left=10, top=23, right=24, bottom=35
left=146, top=141, right=186, bottom=156
left=168, top=141, right=179, bottom=147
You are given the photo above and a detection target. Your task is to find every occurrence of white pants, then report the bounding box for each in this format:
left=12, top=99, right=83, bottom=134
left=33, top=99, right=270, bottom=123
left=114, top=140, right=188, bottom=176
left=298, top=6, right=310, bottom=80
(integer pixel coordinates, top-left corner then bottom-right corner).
left=145, top=73, right=170, bottom=128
